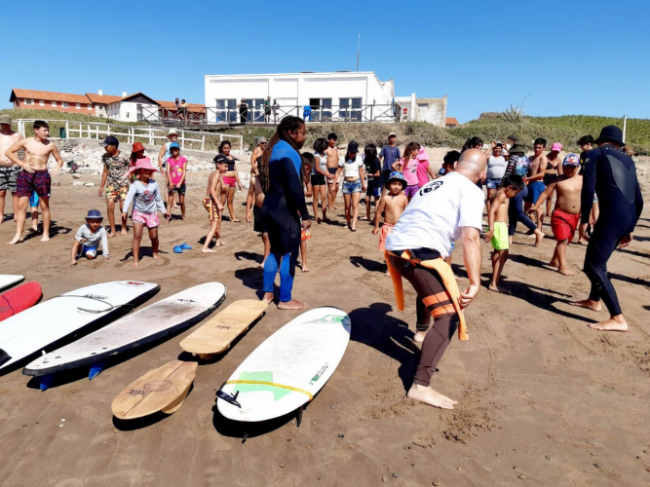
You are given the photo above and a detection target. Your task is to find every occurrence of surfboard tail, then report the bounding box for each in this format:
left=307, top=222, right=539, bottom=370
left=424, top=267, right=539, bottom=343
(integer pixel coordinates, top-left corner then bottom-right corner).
left=0, top=349, right=11, bottom=367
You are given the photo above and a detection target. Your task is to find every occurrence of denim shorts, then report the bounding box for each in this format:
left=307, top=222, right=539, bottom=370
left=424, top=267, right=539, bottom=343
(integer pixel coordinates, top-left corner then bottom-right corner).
left=342, top=179, right=362, bottom=194
left=485, top=178, right=502, bottom=190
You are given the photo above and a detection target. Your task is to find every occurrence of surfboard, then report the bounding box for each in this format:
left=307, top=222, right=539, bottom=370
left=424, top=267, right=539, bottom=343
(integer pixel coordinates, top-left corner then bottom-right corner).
left=0, top=275, right=24, bottom=293
left=0, top=282, right=42, bottom=322
left=111, top=360, right=198, bottom=420
left=179, top=299, right=267, bottom=358
left=23, top=283, right=226, bottom=379
left=0, top=281, right=159, bottom=373
left=217, top=307, right=351, bottom=423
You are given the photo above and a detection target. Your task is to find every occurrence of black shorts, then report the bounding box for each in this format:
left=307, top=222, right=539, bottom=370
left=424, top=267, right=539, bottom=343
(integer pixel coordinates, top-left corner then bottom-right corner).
left=311, top=174, right=326, bottom=186
left=168, top=183, right=186, bottom=196
left=253, top=206, right=267, bottom=233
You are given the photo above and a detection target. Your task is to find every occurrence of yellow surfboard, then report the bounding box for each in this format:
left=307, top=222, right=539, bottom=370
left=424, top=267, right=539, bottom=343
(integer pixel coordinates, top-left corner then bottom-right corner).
left=111, top=360, right=197, bottom=420
left=179, top=299, right=267, bottom=359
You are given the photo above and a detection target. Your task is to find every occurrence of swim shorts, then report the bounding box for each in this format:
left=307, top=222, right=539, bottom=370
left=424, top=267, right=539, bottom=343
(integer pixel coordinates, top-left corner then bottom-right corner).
left=253, top=205, right=267, bottom=233
left=485, top=178, right=502, bottom=190
left=379, top=222, right=394, bottom=251
left=311, top=174, right=326, bottom=186
left=131, top=209, right=160, bottom=229
left=525, top=181, right=546, bottom=204
left=167, top=183, right=186, bottom=196
left=16, top=170, right=51, bottom=198
left=404, top=184, right=419, bottom=200
left=491, top=221, right=509, bottom=251
left=78, top=244, right=97, bottom=259
left=105, top=182, right=128, bottom=202
left=222, top=176, right=237, bottom=188
left=551, top=208, right=580, bottom=243
left=0, top=166, right=20, bottom=193
left=202, top=196, right=219, bottom=221
left=301, top=228, right=311, bottom=241
left=342, top=179, right=362, bottom=194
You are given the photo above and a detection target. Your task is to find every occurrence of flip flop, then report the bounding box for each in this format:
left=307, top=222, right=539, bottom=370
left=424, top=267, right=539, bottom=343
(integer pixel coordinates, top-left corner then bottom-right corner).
left=180, top=243, right=192, bottom=250
left=173, top=245, right=184, bottom=253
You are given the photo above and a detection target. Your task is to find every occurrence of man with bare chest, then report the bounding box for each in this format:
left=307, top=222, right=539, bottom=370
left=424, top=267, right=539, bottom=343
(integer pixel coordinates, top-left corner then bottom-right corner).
left=5, top=120, right=63, bottom=243
left=524, top=137, right=549, bottom=230
left=325, top=133, right=340, bottom=210
left=0, top=115, right=23, bottom=224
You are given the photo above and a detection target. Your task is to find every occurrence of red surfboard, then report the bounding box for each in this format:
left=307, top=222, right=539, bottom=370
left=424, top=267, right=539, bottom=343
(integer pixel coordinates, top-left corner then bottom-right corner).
left=0, top=282, right=42, bottom=322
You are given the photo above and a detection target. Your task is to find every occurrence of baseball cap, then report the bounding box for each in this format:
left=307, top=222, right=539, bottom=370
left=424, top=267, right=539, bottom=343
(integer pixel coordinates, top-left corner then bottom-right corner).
left=169, top=142, right=180, bottom=150
left=0, top=114, right=11, bottom=125
left=551, top=142, right=562, bottom=152
left=100, top=136, right=119, bottom=148
left=388, top=133, right=397, bottom=138
left=562, top=153, right=580, bottom=167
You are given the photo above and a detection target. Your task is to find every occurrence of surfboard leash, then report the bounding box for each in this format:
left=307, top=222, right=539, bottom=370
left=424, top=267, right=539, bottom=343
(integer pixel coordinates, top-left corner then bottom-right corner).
left=51, top=295, right=136, bottom=314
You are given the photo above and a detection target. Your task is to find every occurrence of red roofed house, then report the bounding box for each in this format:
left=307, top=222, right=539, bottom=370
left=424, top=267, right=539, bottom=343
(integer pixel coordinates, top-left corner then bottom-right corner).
left=10, top=88, right=96, bottom=114
left=446, top=117, right=459, bottom=127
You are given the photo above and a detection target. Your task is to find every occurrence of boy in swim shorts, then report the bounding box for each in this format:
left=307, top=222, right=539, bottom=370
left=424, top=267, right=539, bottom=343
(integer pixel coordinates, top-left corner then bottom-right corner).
left=485, top=174, right=525, bottom=292
left=373, top=171, right=408, bottom=274
left=70, top=209, right=109, bottom=265
left=528, top=153, right=583, bottom=276
left=202, top=159, right=226, bottom=252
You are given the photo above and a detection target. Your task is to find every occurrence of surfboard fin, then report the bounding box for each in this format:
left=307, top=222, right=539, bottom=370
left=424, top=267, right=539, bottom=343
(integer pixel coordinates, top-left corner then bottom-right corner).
left=0, top=349, right=11, bottom=367
left=40, top=374, right=55, bottom=391
left=296, top=405, right=304, bottom=428
left=217, top=389, right=241, bottom=408
left=89, top=360, right=107, bottom=380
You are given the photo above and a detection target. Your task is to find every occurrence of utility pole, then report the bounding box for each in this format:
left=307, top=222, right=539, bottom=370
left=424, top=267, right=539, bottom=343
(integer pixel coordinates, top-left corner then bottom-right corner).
left=356, top=35, right=361, bottom=71
left=623, top=115, right=628, bottom=143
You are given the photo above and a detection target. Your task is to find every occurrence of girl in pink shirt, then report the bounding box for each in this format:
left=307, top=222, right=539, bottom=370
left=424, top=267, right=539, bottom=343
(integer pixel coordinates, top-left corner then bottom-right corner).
left=166, top=143, right=188, bottom=219
left=416, top=146, right=436, bottom=188
left=392, top=142, right=420, bottom=200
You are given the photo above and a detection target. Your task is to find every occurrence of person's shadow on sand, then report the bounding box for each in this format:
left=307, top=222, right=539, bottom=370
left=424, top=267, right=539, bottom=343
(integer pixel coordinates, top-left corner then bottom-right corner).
left=349, top=256, right=386, bottom=273
left=120, top=247, right=168, bottom=262
left=349, top=303, right=421, bottom=391
left=235, top=251, right=264, bottom=265
left=22, top=221, right=71, bottom=242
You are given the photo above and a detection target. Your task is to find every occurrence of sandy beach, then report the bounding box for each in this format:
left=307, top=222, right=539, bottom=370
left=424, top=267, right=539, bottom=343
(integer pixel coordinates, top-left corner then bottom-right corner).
left=0, top=157, right=649, bottom=487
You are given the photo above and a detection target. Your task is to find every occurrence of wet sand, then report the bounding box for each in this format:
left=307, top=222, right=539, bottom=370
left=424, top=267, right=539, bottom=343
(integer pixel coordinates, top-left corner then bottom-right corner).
left=0, top=168, right=649, bottom=486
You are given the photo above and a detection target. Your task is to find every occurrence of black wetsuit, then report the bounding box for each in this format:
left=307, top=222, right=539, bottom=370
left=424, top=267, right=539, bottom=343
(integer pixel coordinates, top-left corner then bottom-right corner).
left=580, top=145, right=643, bottom=315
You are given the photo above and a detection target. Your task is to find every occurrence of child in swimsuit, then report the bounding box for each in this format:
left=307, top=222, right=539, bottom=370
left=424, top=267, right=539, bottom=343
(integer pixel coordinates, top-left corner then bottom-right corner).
left=121, top=158, right=170, bottom=267
left=373, top=171, right=409, bottom=274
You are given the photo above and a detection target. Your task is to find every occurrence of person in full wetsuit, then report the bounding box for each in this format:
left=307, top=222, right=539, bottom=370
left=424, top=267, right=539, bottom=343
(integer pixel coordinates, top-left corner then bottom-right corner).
left=571, top=126, right=643, bottom=331
left=258, top=116, right=311, bottom=310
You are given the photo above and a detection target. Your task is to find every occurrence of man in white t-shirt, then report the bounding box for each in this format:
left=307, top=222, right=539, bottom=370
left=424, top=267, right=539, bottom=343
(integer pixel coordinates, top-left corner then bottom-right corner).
left=385, top=148, right=486, bottom=410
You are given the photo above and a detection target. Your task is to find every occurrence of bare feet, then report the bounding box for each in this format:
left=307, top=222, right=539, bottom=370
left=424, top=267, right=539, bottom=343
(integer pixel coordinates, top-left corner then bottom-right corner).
left=558, top=267, right=574, bottom=276
left=278, top=299, right=307, bottom=310
left=120, top=229, right=127, bottom=236
left=40, top=235, right=50, bottom=243
left=549, top=258, right=559, bottom=268
left=262, top=292, right=274, bottom=304
left=534, top=231, right=545, bottom=247
left=133, top=261, right=139, bottom=268
left=31, top=222, right=38, bottom=231
left=588, top=315, right=628, bottom=332
left=231, top=219, right=241, bottom=223
left=407, top=384, right=457, bottom=410
left=7, top=235, right=24, bottom=245
left=246, top=214, right=252, bottom=223
left=413, top=330, right=427, bottom=343
left=153, top=253, right=160, bottom=260
left=108, top=231, right=117, bottom=238
left=301, top=264, right=310, bottom=273
left=570, top=299, right=602, bottom=312
left=216, top=240, right=225, bottom=247
left=202, top=248, right=217, bottom=253
left=488, top=283, right=501, bottom=293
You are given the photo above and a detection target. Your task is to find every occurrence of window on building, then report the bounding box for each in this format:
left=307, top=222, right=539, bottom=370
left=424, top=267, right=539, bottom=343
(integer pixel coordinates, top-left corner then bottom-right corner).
left=51, top=101, right=57, bottom=107
left=215, top=99, right=237, bottom=123
left=242, top=99, right=265, bottom=123
left=76, top=103, right=81, bottom=109
left=126, top=112, right=130, bottom=118
left=24, top=99, right=34, bottom=105
left=63, top=102, right=69, bottom=108
left=87, top=105, right=93, bottom=110
left=309, top=98, right=332, bottom=121
left=39, top=100, right=45, bottom=106
left=339, top=98, right=362, bottom=121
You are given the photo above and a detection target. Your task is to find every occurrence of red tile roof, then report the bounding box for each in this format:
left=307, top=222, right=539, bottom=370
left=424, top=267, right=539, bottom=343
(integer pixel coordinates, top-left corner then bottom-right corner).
left=446, top=117, right=459, bottom=126
left=85, top=93, right=122, bottom=104
left=11, top=88, right=90, bottom=104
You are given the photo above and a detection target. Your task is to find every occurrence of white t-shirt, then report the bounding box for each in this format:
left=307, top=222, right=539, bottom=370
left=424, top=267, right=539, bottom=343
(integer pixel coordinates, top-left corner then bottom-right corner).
left=385, top=172, right=484, bottom=258
left=338, top=155, right=363, bottom=179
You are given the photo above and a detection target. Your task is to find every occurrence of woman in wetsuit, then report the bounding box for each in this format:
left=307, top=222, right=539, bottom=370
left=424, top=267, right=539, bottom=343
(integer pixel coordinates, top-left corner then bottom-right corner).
left=571, top=126, right=643, bottom=331
left=259, top=116, right=312, bottom=310
left=214, top=141, right=242, bottom=222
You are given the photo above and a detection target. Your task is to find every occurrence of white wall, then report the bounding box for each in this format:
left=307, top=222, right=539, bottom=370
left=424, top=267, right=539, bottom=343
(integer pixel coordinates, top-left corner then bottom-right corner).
left=106, top=101, right=159, bottom=122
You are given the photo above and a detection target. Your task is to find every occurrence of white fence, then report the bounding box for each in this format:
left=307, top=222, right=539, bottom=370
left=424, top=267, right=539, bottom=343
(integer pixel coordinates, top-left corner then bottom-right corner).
left=15, top=120, right=244, bottom=154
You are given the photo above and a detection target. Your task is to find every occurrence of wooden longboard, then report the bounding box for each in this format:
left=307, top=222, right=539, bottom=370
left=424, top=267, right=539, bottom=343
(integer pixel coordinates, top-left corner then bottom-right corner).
left=111, top=360, right=197, bottom=420
left=180, top=300, right=267, bottom=358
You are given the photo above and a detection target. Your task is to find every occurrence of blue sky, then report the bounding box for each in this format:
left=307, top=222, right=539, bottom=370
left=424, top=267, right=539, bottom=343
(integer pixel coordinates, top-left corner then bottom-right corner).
left=3, top=0, right=649, bottom=122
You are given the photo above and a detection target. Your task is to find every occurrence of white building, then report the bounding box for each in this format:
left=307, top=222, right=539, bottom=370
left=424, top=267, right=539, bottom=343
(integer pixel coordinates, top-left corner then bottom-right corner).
left=204, top=71, right=399, bottom=124
left=106, top=92, right=160, bottom=123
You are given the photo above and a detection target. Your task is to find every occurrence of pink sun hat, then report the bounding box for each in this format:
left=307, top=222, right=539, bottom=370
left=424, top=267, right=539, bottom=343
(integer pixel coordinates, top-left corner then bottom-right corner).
left=551, top=142, right=563, bottom=152
left=128, top=157, right=158, bottom=175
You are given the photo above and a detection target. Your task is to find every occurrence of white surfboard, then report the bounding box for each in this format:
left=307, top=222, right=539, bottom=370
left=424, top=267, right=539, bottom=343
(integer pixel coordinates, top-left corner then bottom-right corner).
left=24, top=283, right=226, bottom=378
left=217, top=307, right=351, bottom=423
left=0, top=281, right=159, bottom=372
left=0, top=275, right=24, bottom=292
